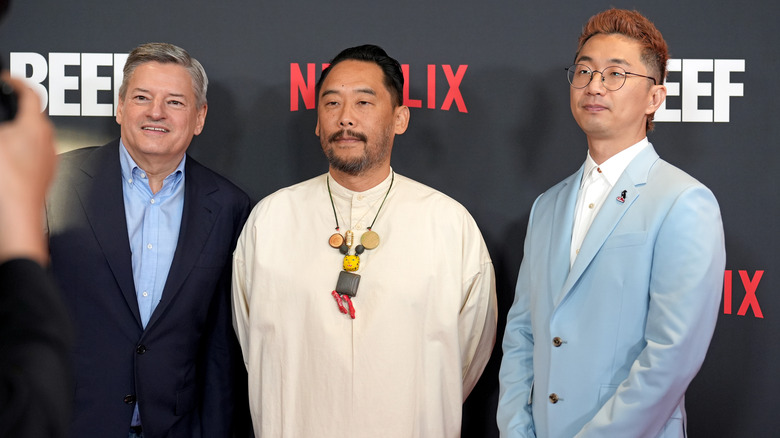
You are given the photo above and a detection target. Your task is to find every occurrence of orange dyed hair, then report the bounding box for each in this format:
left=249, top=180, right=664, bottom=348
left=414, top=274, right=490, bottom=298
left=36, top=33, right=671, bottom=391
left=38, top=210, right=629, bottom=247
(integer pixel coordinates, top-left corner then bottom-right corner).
left=575, top=9, right=669, bottom=131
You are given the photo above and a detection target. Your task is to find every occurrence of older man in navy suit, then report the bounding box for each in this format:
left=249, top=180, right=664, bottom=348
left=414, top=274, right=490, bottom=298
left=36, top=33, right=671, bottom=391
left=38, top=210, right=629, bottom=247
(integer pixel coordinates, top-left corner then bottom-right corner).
left=46, top=43, right=251, bottom=438
left=498, top=9, right=726, bottom=438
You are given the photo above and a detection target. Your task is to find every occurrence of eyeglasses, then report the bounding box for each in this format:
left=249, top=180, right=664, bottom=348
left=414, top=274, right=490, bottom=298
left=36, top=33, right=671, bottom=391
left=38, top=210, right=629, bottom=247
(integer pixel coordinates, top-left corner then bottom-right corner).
left=565, top=64, right=657, bottom=91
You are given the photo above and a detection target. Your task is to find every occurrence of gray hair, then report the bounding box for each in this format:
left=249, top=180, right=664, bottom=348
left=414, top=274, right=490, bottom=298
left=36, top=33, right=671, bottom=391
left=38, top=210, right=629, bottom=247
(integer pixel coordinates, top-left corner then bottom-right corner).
left=119, top=42, right=208, bottom=107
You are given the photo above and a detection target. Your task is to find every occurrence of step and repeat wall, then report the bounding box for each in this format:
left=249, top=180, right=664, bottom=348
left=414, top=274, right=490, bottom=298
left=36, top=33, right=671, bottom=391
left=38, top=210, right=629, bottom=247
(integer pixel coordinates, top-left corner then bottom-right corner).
left=2, top=0, right=775, bottom=436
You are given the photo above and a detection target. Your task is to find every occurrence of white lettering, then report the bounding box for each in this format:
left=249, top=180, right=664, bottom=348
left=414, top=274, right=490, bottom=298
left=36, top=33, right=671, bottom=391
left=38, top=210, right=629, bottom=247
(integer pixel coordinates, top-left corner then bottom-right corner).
left=9, top=51, right=129, bottom=116
left=48, top=53, right=81, bottom=116
left=114, top=53, right=129, bottom=114
left=81, top=53, right=113, bottom=116
left=682, top=59, right=713, bottom=122
left=9, top=52, right=48, bottom=112
left=656, top=58, right=745, bottom=123
left=713, top=59, right=745, bottom=122
left=656, top=59, right=682, bottom=122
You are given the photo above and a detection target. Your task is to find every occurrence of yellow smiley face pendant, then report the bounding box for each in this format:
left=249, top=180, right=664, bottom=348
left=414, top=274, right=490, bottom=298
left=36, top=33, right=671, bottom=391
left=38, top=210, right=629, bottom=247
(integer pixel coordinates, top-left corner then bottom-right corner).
left=343, top=255, right=360, bottom=272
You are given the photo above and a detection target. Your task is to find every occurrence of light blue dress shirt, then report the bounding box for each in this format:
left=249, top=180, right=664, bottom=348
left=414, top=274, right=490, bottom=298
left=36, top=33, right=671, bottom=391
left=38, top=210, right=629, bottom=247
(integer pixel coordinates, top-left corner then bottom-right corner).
left=119, top=140, right=185, bottom=427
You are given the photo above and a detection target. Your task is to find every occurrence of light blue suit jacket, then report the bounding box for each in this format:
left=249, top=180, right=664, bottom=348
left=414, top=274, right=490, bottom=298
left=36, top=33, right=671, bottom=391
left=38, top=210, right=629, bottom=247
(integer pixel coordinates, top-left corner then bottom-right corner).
left=497, top=145, right=726, bottom=437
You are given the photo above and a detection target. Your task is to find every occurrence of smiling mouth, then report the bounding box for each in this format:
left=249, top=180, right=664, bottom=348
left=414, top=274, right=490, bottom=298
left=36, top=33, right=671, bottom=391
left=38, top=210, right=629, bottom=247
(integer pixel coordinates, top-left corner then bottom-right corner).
left=142, top=127, right=169, bottom=133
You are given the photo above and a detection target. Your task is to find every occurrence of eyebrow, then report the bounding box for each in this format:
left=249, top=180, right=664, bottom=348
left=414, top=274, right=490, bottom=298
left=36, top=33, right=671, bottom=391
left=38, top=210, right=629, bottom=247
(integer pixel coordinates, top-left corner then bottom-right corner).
left=320, top=87, right=377, bottom=98
left=354, top=87, right=376, bottom=96
left=131, top=88, right=188, bottom=99
left=576, top=55, right=632, bottom=67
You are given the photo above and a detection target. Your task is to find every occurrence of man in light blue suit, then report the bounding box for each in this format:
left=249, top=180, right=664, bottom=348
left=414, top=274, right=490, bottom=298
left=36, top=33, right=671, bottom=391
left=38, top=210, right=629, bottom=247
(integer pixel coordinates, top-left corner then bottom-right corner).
left=497, top=8, right=726, bottom=438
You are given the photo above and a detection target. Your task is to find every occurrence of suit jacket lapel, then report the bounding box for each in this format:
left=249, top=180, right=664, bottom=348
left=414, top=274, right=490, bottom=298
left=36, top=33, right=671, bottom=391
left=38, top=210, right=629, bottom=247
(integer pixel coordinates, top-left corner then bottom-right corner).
left=146, top=158, right=221, bottom=330
left=549, top=168, right=582, bottom=305
left=556, top=145, right=659, bottom=308
left=76, top=141, right=142, bottom=327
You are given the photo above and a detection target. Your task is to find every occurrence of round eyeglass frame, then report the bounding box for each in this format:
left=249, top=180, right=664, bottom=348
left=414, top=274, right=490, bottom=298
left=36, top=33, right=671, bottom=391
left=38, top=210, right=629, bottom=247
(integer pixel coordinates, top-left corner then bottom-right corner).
left=565, top=64, right=657, bottom=91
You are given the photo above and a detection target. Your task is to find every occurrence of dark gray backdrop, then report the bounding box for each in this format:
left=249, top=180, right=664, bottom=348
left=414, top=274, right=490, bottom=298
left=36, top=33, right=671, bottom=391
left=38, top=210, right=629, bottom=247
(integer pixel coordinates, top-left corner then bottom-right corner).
left=3, top=1, right=775, bottom=436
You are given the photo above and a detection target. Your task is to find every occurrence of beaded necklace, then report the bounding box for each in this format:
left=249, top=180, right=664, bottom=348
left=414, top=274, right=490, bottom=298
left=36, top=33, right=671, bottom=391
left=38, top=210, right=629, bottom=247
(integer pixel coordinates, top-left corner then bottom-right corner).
left=326, top=172, right=394, bottom=319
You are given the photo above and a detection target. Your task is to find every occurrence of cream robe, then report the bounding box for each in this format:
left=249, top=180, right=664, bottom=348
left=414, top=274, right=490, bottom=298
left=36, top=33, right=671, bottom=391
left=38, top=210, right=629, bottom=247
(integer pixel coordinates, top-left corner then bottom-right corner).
left=233, top=171, right=497, bottom=438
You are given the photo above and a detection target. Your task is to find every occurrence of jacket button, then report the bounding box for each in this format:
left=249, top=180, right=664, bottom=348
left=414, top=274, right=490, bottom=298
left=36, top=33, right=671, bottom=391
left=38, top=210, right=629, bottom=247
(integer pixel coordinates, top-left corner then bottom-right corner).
left=552, top=337, right=563, bottom=347
left=136, top=345, right=147, bottom=354
left=549, top=393, right=559, bottom=404
left=124, top=394, right=136, bottom=404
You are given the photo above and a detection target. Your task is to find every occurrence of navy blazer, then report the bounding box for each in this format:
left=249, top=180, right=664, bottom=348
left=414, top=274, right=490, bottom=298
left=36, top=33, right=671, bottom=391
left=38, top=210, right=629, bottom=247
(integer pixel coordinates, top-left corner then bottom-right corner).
left=46, top=140, right=251, bottom=438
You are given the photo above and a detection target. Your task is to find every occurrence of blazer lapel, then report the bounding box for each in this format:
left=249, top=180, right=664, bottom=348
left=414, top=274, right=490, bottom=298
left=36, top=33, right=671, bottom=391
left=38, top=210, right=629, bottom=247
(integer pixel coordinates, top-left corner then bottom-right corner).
left=76, top=141, right=142, bottom=327
left=549, top=168, right=582, bottom=305
left=556, top=145, right=660, bottom=308
left=145, top=159, right=221, bottom=330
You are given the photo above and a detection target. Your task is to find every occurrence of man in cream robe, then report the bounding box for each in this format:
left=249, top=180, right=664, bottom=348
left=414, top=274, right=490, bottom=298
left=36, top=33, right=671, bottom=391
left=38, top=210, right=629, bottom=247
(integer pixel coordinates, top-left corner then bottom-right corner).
left=232, top=45, right=496, bottom=437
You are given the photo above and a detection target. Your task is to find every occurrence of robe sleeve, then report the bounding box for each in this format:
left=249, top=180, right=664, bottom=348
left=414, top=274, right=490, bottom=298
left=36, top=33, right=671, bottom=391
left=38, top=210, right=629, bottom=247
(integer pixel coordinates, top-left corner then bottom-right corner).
left=458, top=214, right=497, bottom=400
left=231, top=207, right=258, bottom=369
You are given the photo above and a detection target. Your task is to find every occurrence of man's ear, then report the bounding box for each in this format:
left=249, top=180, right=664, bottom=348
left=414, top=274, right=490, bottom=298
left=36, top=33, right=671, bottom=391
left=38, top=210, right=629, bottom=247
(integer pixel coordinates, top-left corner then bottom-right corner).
left=115, top=96, right=125, bottom=125
left=193, top=104, right=208, bottom=136
left=646, top=84, right=667, bottom=115
left=394, top=105, right=410, bottom=135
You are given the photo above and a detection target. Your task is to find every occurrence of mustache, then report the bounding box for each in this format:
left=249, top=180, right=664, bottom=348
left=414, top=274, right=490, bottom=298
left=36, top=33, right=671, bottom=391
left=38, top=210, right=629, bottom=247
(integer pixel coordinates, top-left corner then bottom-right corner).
left=328, top=129, right=367, bottom=143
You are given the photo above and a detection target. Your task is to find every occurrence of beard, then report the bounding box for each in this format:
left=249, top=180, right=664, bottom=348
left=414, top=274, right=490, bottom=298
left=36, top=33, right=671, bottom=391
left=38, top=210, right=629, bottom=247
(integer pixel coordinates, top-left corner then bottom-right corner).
left=322, top=128, right=392, bottom=176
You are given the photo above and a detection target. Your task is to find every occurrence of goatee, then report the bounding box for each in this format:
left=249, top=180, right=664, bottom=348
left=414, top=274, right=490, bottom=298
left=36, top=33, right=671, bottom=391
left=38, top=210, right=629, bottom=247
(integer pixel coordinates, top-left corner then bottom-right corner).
left=323, top=129, right=387, bottom=176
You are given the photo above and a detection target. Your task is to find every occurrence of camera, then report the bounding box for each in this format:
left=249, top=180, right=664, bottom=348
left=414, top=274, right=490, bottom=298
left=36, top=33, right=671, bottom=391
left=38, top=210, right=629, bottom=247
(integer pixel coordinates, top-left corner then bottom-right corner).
left=0, top=0, right=15, bottom=122
left=0, top=77, right=17, bottom=122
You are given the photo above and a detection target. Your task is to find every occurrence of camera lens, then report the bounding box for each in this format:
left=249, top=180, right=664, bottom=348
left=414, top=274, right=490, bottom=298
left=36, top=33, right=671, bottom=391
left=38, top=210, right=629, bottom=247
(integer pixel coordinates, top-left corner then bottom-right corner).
left=0, top=78, right=18, bottom=122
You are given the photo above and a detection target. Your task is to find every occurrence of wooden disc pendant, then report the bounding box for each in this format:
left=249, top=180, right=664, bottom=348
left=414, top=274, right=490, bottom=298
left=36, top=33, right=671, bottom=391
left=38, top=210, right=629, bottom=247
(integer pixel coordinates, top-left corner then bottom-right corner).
left=361, top=230, right=380, bottom=250
left=329, top=233, right=344, bottom=248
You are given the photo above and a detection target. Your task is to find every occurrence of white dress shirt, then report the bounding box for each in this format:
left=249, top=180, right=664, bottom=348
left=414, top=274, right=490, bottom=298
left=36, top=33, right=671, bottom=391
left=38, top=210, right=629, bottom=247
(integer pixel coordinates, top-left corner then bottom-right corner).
left=570, top=138, right=649, bottom=266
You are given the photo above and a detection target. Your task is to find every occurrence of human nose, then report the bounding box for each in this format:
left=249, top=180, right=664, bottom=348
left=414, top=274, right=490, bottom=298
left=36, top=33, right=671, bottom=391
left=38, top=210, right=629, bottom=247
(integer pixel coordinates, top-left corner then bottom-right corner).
left=585, top=70, right=606, bottom=94
left=338, top=105, right=355, bottom=127
left=147, top=98, right=166, bottom=119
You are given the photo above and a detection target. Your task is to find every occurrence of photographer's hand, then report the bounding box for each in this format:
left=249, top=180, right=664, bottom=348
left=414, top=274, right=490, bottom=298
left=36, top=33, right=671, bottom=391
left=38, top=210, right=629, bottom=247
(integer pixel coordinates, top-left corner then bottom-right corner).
left=0, top=75, right=56, bottom=266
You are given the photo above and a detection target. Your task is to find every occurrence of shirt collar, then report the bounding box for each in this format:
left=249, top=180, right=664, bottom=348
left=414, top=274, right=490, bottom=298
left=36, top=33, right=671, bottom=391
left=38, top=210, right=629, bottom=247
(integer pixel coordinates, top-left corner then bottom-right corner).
left=327, top=168, right=394, bottom=201
left=119, top=139, right=186, bottom=185
left=583, top=137, right=649, bottom=187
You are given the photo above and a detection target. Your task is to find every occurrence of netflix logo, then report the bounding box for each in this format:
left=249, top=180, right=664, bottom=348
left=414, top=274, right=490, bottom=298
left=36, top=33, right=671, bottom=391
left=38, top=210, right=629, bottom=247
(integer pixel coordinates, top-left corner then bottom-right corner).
left=290, top=63, right=469, bottom=113
left=724, top=270, right=764, bottom=318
